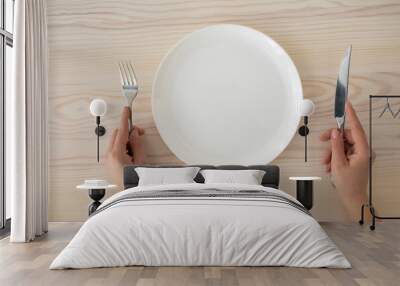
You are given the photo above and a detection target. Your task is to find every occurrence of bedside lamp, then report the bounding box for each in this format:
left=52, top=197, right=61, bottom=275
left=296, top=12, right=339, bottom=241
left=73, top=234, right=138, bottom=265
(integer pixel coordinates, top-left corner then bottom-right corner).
left=90, top=99, right=107, bottom=162
left=298, top=99, right=315, bottom=162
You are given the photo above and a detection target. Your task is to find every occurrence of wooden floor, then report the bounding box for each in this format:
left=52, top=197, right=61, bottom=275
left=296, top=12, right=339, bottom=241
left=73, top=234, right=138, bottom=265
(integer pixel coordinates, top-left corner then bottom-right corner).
left=0, top=222, right=399, bottom=286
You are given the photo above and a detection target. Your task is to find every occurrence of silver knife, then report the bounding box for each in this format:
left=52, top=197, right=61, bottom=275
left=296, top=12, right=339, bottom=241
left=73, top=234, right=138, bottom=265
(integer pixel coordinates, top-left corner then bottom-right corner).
left=334, top=45, right=352, bottom=132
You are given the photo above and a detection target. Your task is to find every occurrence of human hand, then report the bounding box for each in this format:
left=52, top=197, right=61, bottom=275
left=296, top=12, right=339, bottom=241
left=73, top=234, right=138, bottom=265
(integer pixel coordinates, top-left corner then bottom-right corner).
left=320, top=101, right=369, bottom=221
left=105, top=107, right=146, bottom=187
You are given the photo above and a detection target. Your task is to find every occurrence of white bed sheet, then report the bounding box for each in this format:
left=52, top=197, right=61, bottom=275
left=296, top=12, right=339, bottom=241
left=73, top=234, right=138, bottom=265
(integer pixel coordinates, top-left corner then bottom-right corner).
left=50, top=183, right=350, bottom=269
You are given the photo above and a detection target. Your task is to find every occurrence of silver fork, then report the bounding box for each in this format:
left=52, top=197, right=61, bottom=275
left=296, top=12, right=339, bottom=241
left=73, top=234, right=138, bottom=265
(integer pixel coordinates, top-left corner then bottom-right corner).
left=118, top=61, right=139, bottom=133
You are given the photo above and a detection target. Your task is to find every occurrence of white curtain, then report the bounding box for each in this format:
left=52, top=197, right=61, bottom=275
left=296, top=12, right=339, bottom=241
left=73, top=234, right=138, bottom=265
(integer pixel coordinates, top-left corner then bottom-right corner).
left=10, top=0, right=49, bottom=242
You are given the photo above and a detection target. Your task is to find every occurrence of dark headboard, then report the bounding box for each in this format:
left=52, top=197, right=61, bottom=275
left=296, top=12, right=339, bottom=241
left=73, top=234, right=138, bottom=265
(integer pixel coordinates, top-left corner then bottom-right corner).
left=123, top=165, right=280, bottom=189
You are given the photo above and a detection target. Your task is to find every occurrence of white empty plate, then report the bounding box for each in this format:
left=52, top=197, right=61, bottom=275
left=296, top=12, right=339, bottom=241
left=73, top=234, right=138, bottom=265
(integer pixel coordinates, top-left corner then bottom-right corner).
left=153, top=24, right=303, bottom=165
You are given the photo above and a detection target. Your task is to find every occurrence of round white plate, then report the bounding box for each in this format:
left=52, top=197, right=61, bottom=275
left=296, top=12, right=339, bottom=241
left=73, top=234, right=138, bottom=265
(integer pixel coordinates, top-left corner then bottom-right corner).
left=153, top=24, right=303, bottom=165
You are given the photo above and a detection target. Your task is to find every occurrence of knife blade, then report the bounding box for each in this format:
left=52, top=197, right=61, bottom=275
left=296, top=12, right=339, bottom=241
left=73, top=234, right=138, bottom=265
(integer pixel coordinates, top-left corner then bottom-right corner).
left=334, top=45, right=352, bottom=132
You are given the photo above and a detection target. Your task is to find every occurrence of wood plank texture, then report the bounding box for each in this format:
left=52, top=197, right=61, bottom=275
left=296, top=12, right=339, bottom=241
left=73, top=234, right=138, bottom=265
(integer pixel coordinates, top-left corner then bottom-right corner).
left=1, top=222, right=400, bottom=286
left=46, top=0, right=400, bottom=221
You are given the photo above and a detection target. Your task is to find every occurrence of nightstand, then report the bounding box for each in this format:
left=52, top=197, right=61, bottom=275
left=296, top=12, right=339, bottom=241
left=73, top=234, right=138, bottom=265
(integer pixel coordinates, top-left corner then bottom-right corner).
left=289, top=177, right=321, bottom=210
left=77, top=180, right=117, bottom=215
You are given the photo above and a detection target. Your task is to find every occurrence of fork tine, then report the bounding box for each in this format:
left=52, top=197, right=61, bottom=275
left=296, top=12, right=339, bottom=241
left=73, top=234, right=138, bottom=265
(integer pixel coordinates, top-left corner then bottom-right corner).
left=120, top=61, right=129, bottom=86
left=118, top=62, right=126, bottom=86
left=127, top=62, right=138, bottom=87
left=122, top=61, right=132, bottom=86
left=122, top=61, right=130, bottom=86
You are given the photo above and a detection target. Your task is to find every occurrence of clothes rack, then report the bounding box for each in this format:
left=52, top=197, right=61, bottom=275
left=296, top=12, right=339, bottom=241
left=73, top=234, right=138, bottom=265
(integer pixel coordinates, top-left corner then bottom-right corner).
left=359, top=95, right=400, bottom=230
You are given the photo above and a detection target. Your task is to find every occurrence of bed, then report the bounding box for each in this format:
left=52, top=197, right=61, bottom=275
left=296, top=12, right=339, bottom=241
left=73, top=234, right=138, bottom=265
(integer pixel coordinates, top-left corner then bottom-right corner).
left=50, top=165, right=350, bottom=269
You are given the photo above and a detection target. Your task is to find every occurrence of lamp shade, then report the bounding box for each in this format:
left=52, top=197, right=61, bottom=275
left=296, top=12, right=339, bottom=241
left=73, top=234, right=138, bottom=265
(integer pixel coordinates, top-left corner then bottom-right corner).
left=300, top=99, right=315, bottom=116
left=90, top=99, right=107, bottom=117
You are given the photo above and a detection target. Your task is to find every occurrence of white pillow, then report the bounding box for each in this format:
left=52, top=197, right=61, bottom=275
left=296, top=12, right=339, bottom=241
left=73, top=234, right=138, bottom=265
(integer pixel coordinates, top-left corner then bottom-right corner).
left=135, top=167, right=200, bottom=186
left=200, top=169, right=266, bottom=185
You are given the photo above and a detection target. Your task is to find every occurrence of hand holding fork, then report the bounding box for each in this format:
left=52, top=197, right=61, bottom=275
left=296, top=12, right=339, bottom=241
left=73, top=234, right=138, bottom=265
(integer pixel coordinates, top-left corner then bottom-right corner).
left=118, top=61, right=139, bottom=155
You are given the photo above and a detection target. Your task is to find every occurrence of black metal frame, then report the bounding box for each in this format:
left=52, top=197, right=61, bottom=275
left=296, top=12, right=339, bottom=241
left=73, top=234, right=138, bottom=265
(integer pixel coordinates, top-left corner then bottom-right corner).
left=298, top=116, right=310, bottom=162
left=0, top=0, right=14, bottom=232
left=94, top=116, right=106, bottom=162
left=359, top=95, right=400, bottom=230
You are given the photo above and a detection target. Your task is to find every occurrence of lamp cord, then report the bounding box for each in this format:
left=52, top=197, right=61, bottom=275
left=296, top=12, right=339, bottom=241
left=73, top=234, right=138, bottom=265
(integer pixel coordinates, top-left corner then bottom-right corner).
left=304, top=116, right=308, bottom=162
left=96, top=116, right=100, bottom=162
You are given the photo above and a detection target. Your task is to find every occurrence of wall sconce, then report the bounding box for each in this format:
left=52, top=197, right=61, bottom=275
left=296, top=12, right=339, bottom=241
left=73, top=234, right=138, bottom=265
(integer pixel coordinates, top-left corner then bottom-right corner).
left=90, top=99, right=107, bottom=162
left=298, top=99, right=315, bottom=162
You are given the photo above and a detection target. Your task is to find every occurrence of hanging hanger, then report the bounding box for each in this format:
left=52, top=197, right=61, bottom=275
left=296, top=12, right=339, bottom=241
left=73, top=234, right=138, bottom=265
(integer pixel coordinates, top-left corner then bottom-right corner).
left=378, top=97, right=396, bottom=118
left=394, top=107, right=400, bottom=119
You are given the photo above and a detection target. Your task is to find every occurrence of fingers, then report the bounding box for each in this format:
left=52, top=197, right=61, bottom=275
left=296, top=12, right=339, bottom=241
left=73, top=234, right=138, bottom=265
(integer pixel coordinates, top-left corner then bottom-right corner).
left=322, top=149, right=332, bottom=173
left=321, top=129, right=354, bottom=172
left=320, top=128, right=355, bottom=144
left=133, top=126, right=145, bottom=136
left=128, top=126, right=145, bottom=144
left=120, top=107, right=131, bottom=133
left=109, top=105, right=146, bottom=161
left=320, top=128, right=334, bottom=142
left=130, top=128, right=146, bottom=164
left=343, top=129, right=355, bottom=145
left=107, top=128, right=118, bottom=153
left=320, top=102, right=366, bottom=148
left=121, top=107, right=145, bottom=135
left=322, top=149, right=332, bottom=165
left=326, top=164, right=331, bottom=173
left=345, top=102, right=368, bottom=150
left=331, top=129, right=348, bottom=167
left=129, top=126, right=140, bottom=141
left=115, top=107, right=131, bottom=148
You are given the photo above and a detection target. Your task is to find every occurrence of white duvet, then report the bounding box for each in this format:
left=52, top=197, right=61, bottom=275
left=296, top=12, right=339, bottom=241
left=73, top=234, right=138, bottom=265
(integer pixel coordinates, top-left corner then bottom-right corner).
left=50, top=183, right=351, bottom=269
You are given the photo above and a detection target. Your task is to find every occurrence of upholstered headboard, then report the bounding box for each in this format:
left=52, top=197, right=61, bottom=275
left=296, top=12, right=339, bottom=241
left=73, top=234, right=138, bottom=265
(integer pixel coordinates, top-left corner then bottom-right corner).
left=123, top=165, right=280, bottom=189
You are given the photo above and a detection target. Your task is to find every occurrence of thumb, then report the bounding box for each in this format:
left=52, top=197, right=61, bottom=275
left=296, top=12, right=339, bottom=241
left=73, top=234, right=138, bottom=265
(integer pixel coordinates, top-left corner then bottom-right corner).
left=331, top=129, right=347, bottom=167
left=128, top=128, right=147, bottom=164
left=128, top=127, right=139, bottom=146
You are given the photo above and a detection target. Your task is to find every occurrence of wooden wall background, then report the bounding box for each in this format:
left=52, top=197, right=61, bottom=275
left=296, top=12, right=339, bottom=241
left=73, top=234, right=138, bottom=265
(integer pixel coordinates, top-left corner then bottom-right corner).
left=46, top=0, right=400, bottom=221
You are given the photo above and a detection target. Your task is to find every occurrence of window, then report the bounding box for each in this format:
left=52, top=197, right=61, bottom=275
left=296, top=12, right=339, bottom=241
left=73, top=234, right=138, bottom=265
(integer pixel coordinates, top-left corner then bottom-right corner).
left=0, top=0, right=14, bottom=234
